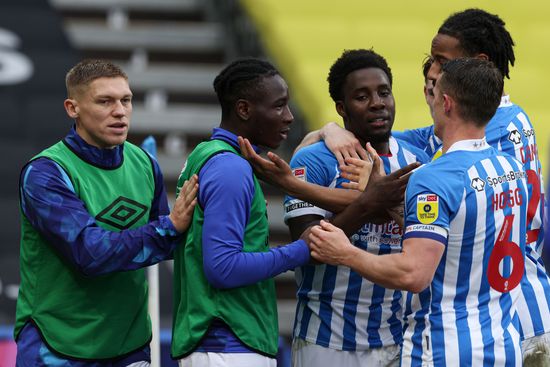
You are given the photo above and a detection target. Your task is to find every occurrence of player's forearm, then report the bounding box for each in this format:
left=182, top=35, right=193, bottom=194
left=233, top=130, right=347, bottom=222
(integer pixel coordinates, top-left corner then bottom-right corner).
left=343, top=247, right=429, bottom=292
left=294, top=130, right=322, bottom=154
left=284, top=178, right=359, bottom=213
left=329, top=198, right=388, bottom=236
left=203, top=239, right=310, bottom=289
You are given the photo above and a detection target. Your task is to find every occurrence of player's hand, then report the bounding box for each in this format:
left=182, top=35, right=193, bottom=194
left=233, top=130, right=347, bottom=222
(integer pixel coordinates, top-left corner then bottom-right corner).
left=308, top=220, right=354, bottom=266
left=340, top=143, right=388, bottom=191
left=321, top=122, right=369, bottom=167
left=358, top=144, right=420, bottom=215
left=169, top=174, right=198, bottom=233
left=299, top=226, right=321, bottom=265
left=238, top=136, right=294, bottom=190
left=340, top=157, right=373, bottom=191
left=387, top=203, right=404, bottom=229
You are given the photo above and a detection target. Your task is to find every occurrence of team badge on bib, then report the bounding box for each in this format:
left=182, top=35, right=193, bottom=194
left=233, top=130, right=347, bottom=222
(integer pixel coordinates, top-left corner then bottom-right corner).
left=417, top=194, right=439, bottom=224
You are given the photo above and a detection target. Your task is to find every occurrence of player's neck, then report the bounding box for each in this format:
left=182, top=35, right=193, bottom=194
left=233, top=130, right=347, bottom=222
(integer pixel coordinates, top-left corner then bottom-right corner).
left=371, top=141, right=390, bottom=155
left=357, top=137, right=390, bottom=155
left=441, top=120, right=484, bottom=153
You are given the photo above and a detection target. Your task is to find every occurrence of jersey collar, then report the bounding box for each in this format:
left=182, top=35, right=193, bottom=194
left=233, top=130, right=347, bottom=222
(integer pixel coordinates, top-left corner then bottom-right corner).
left=446, top=138, right=490, bottom=153
left=211, top=127, right=261, bottom=154
left=499, top=95, right=512, bottom=107
left=66, top=126, right=124, bottom=168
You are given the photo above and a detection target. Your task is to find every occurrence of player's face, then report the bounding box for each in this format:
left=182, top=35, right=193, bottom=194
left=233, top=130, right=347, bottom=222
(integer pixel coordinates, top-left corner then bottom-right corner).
left=424, top=78, right=435, bottom=119
left=248, top=74, right=294, bottom=149
left=432, top=75, right=445, bottom=138
left=69, top=77, right=132, bottom=149
left=338, top=67, right=394, bottom=144
left=427, top=33, right=465, bottom=82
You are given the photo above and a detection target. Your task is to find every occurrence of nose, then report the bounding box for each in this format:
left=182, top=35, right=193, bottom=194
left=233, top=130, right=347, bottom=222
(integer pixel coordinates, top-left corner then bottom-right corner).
left=370, top=94, right=385, bottom=110
left=284, top=105, right=294, bottom=124
left=426, top=61, right=441, bottom=84
left=112, top=100, right=126, bottom=116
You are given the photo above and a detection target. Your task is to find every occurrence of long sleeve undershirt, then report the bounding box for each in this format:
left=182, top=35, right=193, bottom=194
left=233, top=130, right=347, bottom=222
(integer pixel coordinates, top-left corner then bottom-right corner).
left=199, top=128, right=310, bottom=289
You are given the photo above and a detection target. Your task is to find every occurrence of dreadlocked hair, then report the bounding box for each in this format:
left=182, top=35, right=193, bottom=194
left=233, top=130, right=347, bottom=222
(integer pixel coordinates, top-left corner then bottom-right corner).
left=213, top=58, right=279, bottom=118
left=438, top=8, right=515, bottom=79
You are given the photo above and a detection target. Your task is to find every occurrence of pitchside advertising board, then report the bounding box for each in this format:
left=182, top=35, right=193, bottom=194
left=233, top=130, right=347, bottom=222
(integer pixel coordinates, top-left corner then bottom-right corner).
left=0, top=1, right=78, bottom=325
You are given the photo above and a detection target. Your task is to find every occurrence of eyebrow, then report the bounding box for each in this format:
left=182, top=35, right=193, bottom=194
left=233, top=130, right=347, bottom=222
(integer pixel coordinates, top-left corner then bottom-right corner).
left=95, top=93, right=133, bottom=99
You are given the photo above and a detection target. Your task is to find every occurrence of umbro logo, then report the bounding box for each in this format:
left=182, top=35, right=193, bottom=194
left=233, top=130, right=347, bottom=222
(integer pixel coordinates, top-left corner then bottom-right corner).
left=471, top=177, right=485, bottom=192
left=508, top=130, right=522, bottom=145
left=95, top=196, right=148, bottom=230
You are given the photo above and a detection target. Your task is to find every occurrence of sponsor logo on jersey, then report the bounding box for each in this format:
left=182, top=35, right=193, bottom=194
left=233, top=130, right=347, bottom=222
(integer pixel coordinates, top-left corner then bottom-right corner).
left=293, top=167, right=306, bottom=181
left=508, top=129, right=522, bottom=145
left=417, top=194, right=439, bottom=224
left=471, top=177, right=485, bottom=192
left=486, top=170, right=526, bottom=187
left=523, top=128, right=535, bottom=138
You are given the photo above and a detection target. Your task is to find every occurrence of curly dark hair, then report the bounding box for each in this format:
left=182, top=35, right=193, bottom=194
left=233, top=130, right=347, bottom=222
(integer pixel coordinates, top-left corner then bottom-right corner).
left=327, top=49, right=392, bottom=102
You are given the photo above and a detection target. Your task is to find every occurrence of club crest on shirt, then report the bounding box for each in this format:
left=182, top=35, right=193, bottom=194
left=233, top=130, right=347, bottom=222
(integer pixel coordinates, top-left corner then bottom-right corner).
left=508, top=129, right=522, bottom=145
left=293, top=167, right=307, bottom=181
left=417, top=194, right=439, bottom=224
left=471, top=177, right=485, bottom=192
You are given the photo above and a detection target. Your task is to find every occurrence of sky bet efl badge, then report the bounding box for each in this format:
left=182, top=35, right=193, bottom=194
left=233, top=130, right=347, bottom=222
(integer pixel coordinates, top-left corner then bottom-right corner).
left=417, top=194, right=439, bottom=224
left=293, top=167, right=306, bottom=181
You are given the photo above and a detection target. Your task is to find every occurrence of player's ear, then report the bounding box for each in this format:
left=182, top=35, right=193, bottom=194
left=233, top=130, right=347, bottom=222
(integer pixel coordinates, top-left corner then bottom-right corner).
left=475, top=53, right=489, bottom=62
left=64, top=98, right=79, bottom=119
left=443, top=94, right=452, bottom=114
left=335, top=101, right=346, bottom=119
left=236, top=99, right=251, bottom=121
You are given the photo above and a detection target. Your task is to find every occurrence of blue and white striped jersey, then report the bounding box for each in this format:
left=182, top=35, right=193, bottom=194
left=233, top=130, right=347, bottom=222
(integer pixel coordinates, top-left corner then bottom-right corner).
left=393, top=125, right=441, bottom=158
left=284, top=137, right=429, bottom=351
left=489, top=97, right=550, bottom=339
left=402, top=138, right=527, bottom=367
left=398, top=96, right=550, bottom=340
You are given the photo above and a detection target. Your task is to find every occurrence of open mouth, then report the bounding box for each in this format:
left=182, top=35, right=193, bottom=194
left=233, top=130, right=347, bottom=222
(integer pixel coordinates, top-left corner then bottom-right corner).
left=279, top=128, right=290, bottom=140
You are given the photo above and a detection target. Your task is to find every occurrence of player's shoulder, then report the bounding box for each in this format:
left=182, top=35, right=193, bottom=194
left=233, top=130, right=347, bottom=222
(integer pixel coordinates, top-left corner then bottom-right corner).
left=207, top=150, right=249, bottom=170
left=291, top=141, right=336, bottom=166
left=490, top=98, right=531, bottom=127
left=294, top=141, right=331, bottom=157
left=411, top=153, right=466, bottom=187
left=393, top=137, right=431, bottom=163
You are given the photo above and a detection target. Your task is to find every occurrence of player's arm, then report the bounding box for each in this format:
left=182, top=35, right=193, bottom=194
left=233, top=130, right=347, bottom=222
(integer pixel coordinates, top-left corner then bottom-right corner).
left=294, top=122, right=368, bottom=166
left=19, top=158, right=197, bottom=276
left=328, top=147, right=417, bottom=235
left=200, top=153, right=310, bottom=289
left=239, top=136, right=358, bottom=213
left=309, top=220, right=444, bottom=292
left=288, top=215, right=323, bottom=241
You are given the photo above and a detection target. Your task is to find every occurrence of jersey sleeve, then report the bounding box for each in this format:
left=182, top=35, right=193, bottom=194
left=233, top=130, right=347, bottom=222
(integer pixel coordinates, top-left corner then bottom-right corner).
left=403, top=165, right=454, bottom=246
left=284, top=143, right=339, bottom=223
left=199, top=152, right=310, bottom=289
left=393, top=125, right=442, bottom=159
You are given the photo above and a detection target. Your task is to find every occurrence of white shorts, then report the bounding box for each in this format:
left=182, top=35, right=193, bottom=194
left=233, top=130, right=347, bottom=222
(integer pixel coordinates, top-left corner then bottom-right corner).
left=126, top=362, right=150, bottom=367
left=522, top=332, right=550, bottom=367
left=178, top=352, right=276, bottom=367
left=291, top=338, right=400, bottom=367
